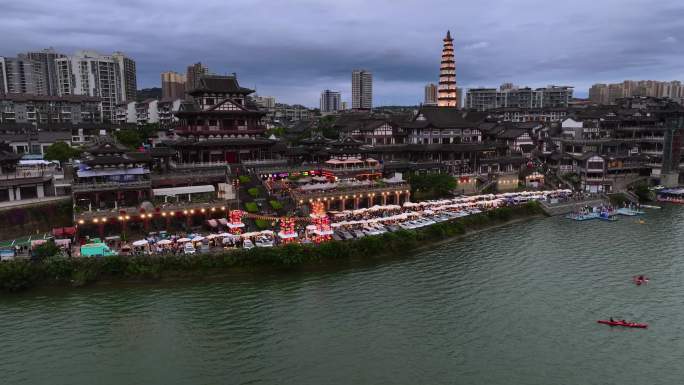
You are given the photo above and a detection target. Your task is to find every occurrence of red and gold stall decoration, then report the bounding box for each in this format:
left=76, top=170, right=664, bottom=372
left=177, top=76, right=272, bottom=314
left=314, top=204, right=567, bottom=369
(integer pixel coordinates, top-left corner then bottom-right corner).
left=310, top=201, right=333, bottom=243
left=277, top=217, right=298, bottom=244
left=228, top=210, right=245, bottom=234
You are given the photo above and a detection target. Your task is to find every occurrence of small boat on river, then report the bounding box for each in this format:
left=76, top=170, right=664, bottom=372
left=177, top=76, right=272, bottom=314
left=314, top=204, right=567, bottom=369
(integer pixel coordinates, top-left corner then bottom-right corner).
left=597, top=320, right=648, bottom=329
left=598, top=214, right=618, bottom=222
left=616, top=207, right=644, bottom=216
left=565, top=212, right=599, bottom=221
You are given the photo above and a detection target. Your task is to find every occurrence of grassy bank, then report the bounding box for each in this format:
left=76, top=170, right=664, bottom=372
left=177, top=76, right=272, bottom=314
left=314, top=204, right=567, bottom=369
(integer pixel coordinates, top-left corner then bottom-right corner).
left=0, top=202, right=545, bottom=293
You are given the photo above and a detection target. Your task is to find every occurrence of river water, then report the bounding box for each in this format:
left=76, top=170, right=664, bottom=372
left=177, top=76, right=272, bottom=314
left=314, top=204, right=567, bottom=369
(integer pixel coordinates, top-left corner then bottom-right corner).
left=3, top=206, right=684, bottom=385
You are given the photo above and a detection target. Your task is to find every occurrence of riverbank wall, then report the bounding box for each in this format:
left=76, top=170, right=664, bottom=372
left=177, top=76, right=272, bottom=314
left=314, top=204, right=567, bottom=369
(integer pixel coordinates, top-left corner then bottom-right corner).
left=0, top=199, right=73, bottom=240
left=539, top=198, right=606, bottom=216
left=0, top=202, right=546, bottom=293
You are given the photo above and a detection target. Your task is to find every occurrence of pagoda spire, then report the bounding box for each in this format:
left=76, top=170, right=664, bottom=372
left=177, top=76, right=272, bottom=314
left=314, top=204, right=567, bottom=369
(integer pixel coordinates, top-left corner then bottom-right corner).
left=438, top=30, right=458, bottom=107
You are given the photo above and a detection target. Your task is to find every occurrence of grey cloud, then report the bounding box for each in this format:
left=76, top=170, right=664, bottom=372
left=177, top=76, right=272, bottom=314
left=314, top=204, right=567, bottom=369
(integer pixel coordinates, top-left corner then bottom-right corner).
left=1, top=0, right=683, bottom=106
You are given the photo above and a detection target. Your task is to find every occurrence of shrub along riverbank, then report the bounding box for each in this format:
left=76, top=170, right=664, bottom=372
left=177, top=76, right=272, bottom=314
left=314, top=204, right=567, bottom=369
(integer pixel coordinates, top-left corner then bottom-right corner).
left=0, top=202, right=545, bottom=293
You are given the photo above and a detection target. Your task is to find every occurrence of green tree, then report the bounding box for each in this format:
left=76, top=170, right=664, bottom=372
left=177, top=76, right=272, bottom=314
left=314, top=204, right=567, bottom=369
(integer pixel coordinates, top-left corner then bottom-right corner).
left=319, top=115, right=339, bottom=139
left=266, top=127, right=285, bottom=137
left=33, top=240, right=60, bottom=260
left=407, top=173, right=456, bottom=200
left=633, top=182, right=652, bottom=202
left=43, top=142, right=81, bottom=164
left=114, top=129, right=143, bottom=149
left=138, top=123, right=159, bottom=142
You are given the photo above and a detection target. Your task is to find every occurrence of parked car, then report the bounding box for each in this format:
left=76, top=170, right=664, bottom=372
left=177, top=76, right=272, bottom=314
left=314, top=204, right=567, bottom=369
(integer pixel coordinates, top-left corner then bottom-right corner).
left=183, top=243, right=196, bottom=255
left=243, top=239, right=255, bottom=249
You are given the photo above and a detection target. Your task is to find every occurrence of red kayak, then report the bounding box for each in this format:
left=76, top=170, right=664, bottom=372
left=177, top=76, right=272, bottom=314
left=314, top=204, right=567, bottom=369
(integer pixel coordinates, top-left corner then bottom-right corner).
left=597, top=320, right=648, bottom=328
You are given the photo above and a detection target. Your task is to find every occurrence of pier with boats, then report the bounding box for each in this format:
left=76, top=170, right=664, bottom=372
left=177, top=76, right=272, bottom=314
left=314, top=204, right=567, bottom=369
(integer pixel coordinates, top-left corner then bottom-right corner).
left=565, top=202, right=650, bottom=222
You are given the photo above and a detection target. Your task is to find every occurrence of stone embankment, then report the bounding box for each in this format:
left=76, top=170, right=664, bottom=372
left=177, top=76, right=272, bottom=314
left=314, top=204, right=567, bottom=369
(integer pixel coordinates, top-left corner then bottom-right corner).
left=539, top=198, right=606, bottom=216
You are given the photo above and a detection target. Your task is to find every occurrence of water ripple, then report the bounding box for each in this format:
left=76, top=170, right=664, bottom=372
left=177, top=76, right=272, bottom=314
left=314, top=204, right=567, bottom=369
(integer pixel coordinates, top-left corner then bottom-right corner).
left=3, top=207, right=684, bottom=384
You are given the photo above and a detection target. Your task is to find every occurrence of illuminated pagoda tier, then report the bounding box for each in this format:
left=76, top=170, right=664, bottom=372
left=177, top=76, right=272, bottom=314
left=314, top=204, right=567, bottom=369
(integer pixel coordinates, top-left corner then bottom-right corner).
left=228, top=210, right=245, bottom=234
left=310, top=201, right=333, bottom=243
left=165, top=74, right=281, bottom=164
left=277, top=217, right=298, bottom=244
left=438, top=30, right=458, bottom=107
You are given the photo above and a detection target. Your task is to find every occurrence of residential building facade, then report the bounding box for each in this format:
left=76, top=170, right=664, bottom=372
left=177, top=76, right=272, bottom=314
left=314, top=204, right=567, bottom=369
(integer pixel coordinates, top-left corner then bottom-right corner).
left=320, top=89, right=341, bottom=113
left=54, top=51, right=137, bottom=122
left=424, top=83, right=438, bottom=105
left=185, top=62, right=209, bottom=94
left=352, top=69, right=372, bottom=110
left=465, top=85, right=574, bottom=111
left=0, top=56, right=45, bottom=95
left=0, top=94, right=102, bottom=125
left=161, top=71, right=186, bottom=100
left=589, top=80, right=684, bottom=105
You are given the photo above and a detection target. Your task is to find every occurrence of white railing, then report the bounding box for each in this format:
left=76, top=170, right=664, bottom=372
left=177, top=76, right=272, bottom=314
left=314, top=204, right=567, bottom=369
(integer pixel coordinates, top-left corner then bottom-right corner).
left=72, top=180, right=151, bottom=192
left=0, top=170, right=56, bottom=180
left=169, top=161, right=229, bottom=169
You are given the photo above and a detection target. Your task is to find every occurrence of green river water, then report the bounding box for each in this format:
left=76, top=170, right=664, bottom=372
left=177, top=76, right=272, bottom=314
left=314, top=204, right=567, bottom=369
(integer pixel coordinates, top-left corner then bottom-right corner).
left=2, top=206, right=684, bottom=385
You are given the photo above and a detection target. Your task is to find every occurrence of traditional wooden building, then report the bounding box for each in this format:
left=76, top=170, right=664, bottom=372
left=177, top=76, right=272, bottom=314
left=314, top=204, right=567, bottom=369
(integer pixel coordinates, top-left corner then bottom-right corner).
left=165, top=75, right=280, bottom=163
left=72, top=136, right=152, bottom=212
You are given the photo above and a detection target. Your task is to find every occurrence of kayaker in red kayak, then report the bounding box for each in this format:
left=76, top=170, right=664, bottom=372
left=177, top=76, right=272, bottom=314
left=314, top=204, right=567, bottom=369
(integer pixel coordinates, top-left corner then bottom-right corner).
left=597, top=319, right=648, bottom=328
left=633, top=275, right=648, bottom=285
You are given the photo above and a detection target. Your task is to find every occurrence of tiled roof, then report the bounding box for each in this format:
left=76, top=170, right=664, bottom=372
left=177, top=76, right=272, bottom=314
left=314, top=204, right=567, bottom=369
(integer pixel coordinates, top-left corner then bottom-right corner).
left=407, top=107, right=488, bottom=129
left=187, top=75, right=254, bottom=95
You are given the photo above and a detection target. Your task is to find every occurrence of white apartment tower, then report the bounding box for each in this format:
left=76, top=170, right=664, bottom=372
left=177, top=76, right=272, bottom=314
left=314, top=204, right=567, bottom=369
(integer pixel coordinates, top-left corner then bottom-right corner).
left=55, top=51, right=137, bottom=122
left=352, top=69, right=372, bottom=110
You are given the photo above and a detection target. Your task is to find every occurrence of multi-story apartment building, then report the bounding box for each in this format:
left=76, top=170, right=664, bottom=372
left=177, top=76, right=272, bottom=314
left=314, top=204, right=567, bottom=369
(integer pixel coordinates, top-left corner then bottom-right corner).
left=114, top=98, right=182, bottom=127
left=161, top=71, right=186, bottom=100
left=424, top=83, right=438, bottom=105
left=589, top=80, right=684, bottom=105
left=0, top=94, right=102, bottom=124
left=0, top=56, right=45, bottom=95
left=185, top=62, right=209, bottom=94
left=23, top=48, right=66, bottom=96
left=113, top=52, right=137, bottom=102
left=55, top=51, right=137, bottom=122
left=157, top=99, right=183, bottom=127
left=254, top=95, right=276, bottom=110
left=352, top=69, right=372, bottom=110
left=273, top=103, right=313, bottom=122
left=488, top=107, right=569, bottom=123
left=320, top=90, right=341, bottom=114
left=465, top=85, right=573, bottom=111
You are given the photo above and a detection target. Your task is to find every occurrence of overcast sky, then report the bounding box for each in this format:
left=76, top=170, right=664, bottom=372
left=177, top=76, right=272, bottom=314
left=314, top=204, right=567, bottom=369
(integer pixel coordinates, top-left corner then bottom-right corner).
left=2, top=0, right=683, bottom=107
